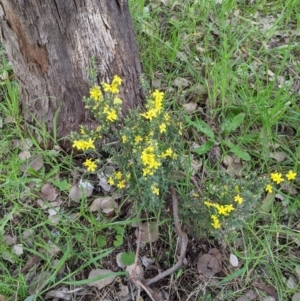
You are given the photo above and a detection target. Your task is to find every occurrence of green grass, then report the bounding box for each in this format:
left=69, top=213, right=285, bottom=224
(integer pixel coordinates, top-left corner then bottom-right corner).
left=0, top=0, right=300, bottom=300
left=129, top=0, right=300, bottom=300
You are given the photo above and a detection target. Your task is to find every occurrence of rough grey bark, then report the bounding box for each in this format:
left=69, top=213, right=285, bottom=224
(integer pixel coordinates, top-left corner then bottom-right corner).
left=0, top=0, right=143, bottom=143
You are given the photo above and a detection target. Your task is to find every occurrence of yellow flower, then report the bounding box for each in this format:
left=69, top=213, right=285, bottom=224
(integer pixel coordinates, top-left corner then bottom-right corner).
left=114, top=171, right=123, bottom=180
left=151, top=184, right=159, bottom=195
left=83, top=158, right=97, bottom=172
left=141, top=146, right=161, bottom=176
left=161, top=148, right=173, bottom=158
left=110, top=84, right=119, bottom=94
left=140, top=108, right=158, bottom=121
left=178, top=122, right=183, bottom=135
left=159, top=123, right=167, bottom=134
left=108, top=176, right=114, bottom=186
left=270, top=172, right=284, bottom=184
left=106, top=109, right=118, bottom=122
left=152, top=90, right=164, bottom=112
left=134, top=135, right=143, bottom=144
left=72, top=138, right=95, bottom=151
left=234, top=194, right=243, bottom=205
left=164, top=113, right=170, bottom=122
left=121, top=135, right=127, bottom=143
left=112, top=75, right=122, bottom=86
left=103, top=83, right=112, bottom=93
left=89, top=86, right=102, bottom=101
left=80, top=126, right=86, bottom=135
left=286, top=170, right=297, bottom=181
left=216, top=204, right=235, bottom=216
left=117, top=180, right=126, bottom=189
left=211, top=215, right=221, bottom=229
left=265, top=184, right=273, bottom=193
left=204, top=201, right=213, bottom=207
left=114, top=96, right=123, bottom=105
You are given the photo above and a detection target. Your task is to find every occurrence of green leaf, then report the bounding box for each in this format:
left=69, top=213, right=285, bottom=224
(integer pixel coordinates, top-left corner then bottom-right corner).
left=219, top=266, right=246, bottom=284
left=50, top=178, right=70, bottom=192
left=120, top=251, right=135, bottom=266
left=221, top=113, right=245, bottom=135
left=184, top=116, right=215, bottom=140
left=176, top=268, right=183, bottom=279
left=97, top=235, right=107, bottom=248
left=261, top=192, right=275, bottom=213
left=229, top=145, right=251, bottom=161
left=114, top=235, right=123, bottom=247
left=62, top=271, right=127, bottom=286
left=193, top=140, right=214, bottom=155
left=222, top=140, right=250, bottom=161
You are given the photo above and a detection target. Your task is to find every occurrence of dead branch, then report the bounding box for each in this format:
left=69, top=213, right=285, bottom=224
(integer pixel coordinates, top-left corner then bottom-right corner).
left=123, top=186, right=188, bottom=301
left=146, top=186, right=188, bottom=286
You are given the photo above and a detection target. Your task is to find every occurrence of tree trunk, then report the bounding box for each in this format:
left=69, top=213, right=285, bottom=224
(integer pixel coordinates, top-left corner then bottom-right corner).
left=0, top=0, right=143, bottom=144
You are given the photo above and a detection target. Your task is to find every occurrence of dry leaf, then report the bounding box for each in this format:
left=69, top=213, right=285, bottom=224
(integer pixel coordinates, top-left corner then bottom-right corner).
left=160, top=0, right=172, bottom=5
left=90, top=196, right=118, bottom=215
left=0, top=294, right=7, bottom=301
left=235, top=290, right=257, bottom=301
left=183, top=102, right=197, bottom=113
left=48, top=207, right=60, bottom=216
left=46, top=240, right=61, bottom=256
left=4, top=235, right=17, bottom=246
left=140, top=256, right=154, bottom=268
left=36, top=199, right=48, bottom=209
left=1, top=251, right=15, bottom=263
left=226, top=162, right=243, bottom=177
left=69, top=183, right=93, bottom=202
left=28, top=271, right=51, bottom=294
left=41, top=183, right=58, bottom=201
left=87, top=269, right=116, bottom=290
left=295, top=266, right=300, bottom=280
left=13, top=138, right=33, bottom=150
left=135, top=222, right=159, bottom=243
left=18, top=151, right=31, bottom=160
left=270, top=152, right=287, bottom=162
left=4, top=117, right=14, bottom=124
left=116, top=253, right=126, bottom=269
left=45, top=288, right=71, bottom=300
left=208, top=248, right=222, bottom=262
left=22, top=229, right=35, bottom=248
left=48, top=215, right=60, bottom=224
left=52, top=259, right=65, bottom=275
left=126, top=263, right=144, bottom=279
left=229, top=253, right=239, bottom=267
left=286, top=275, right=297, bottom=289
left=78, top=180, right=94, bottom=196
left=117, top=284, right=129, bottom=298
left=223, top=155, right=233, bottom=166
left=252, top=282, right=278, bottom=301
left=22, top=229, right=35, bottom=240
left=292, top=293, right=300, bottom=301
left=197, top=249, right=222, bottom=277
left=13, top=244, right=23, bottom=256
left=20, top=155, right=44, bottom=173
left=173, top=77, right=190, bottom=88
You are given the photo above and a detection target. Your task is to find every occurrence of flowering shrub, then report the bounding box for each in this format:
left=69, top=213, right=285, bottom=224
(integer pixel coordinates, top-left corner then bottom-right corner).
left=265, top=170, right=297, bottom=193
left=71, top=73, right=181, bottom=208
left=184, top=169, right=297, bottom=232
left=70, top=64, right=298, bottom=231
